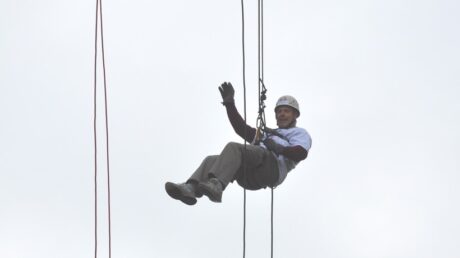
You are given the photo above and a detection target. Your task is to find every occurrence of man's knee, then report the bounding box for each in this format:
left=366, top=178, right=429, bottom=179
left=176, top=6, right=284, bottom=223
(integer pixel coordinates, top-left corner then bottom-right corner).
left=204, top=155, right=218, bottom=163
left=224, top=142, right=243, bottom=150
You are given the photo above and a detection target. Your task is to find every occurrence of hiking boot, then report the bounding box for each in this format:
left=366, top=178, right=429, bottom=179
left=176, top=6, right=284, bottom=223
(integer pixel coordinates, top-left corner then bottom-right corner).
left=187, top=181, right=203, bottom=198
left=198, top=178, right=223, bottom=203
left=165, top=182, right=199, bottom=205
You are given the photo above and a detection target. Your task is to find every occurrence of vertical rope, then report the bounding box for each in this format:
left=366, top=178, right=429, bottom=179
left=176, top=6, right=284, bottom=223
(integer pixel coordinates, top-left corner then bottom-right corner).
left=99, top=0, right=112, bottom=257
left=261, top=2, right=274, bottom=257
left=271, top=188, right=274, bottom=258
left=258, top=0, right=261, bottom=109
left=258, top=1, right=274, bottom=257
left=259, top=2, right=273, bottom=256
left=94, top=0, right=112, bottom=257
left=240, top=0, right=247, bottom=257
left=260, top=0, right=264, bottom=80
left=256, top=0, right=267, bottom=132
left=93, top=0, right=99, bottom=257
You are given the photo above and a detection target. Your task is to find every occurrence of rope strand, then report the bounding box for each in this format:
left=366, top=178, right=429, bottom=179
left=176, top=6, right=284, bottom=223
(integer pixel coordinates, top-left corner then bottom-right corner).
left=99, top=0, right=112, bottom=256
left=258, top=1, right=275, bottom=257
left=258, top=2, right=275, bottom=256
left=93, top=0, right=112, bottom=257
left=93, top=0, right=99, bottom=256
left=240, top=0, right=247, bottom=257
left=271, top=188, right=274, bottom=258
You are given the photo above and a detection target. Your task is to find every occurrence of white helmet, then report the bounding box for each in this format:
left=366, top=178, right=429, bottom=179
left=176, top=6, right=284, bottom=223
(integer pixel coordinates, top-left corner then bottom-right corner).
left=275, top=95, right=300, bottom=116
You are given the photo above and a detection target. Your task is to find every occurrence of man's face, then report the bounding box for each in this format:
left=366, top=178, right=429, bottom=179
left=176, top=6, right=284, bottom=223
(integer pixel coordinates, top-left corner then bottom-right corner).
left=275, top=106, right=298, bottom=128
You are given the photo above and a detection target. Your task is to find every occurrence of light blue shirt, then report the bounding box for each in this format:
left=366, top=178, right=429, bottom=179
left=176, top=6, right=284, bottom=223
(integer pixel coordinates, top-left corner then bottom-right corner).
left=260, top=127, right=312, bottom=186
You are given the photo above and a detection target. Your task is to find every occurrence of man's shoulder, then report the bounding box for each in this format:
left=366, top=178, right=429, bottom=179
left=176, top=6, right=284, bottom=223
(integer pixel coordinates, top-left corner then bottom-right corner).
left=278, top=127, right=310, bottom=140
left=289, top=127, right=312, bottom=149
left=279, top=126, right=308, bottom=134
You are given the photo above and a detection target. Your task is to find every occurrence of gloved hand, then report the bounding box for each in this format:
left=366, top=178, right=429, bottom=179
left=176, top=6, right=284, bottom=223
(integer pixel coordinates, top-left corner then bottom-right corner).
left=218, top=82, right=235, bottom=105
left=263, top=138, right=285, bottom=155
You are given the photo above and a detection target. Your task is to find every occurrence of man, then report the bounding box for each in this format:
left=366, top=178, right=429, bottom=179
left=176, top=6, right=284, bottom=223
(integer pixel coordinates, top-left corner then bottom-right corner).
left=165, top=82, right=312, bottom=205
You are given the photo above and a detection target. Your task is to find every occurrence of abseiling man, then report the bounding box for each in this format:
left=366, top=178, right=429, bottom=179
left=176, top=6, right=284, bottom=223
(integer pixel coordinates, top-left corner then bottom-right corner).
left=165, top=82, right=312, bottom=205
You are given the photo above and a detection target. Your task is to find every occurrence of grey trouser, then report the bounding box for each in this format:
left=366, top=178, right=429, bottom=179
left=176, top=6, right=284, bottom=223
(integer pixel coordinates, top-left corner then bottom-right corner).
left=187, top=142, right=279, bottom=190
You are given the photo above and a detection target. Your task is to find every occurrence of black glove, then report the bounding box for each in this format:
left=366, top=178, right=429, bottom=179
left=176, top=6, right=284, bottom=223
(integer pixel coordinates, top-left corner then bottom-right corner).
left=263, top=138, right=285, bottom=155
left=218, top=82, right=235, bottom=105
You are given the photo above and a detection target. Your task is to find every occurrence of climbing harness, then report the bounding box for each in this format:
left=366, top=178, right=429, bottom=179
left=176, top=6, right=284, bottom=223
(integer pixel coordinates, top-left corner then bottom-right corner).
left=93, top=0, right=112, bottom=257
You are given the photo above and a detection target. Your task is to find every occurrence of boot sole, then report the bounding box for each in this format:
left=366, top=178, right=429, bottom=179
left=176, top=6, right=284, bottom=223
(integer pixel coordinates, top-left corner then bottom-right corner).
left=165, top=182, right=197, bottom=205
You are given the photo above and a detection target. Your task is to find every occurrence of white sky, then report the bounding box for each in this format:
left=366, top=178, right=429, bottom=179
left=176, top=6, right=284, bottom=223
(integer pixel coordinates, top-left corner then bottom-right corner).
left=1, top=0, right=459, bottom=258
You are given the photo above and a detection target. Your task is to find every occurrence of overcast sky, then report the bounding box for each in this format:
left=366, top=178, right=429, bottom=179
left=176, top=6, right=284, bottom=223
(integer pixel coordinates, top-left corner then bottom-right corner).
left=1, top=0, right=459, bottom=258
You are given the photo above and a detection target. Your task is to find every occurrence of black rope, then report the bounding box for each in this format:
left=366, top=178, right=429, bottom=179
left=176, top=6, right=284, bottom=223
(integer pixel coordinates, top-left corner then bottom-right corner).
left=271, top=187, right=274, bottom=258
left=93, top=0, right=99, bottom=256
left=93, top=0, right=112, bottom=257
left=260, top=1, right=274, bottom=255
left=258, top=1, right=274, bottom=257
left=240, top=0, right=273, bottom=257
left=100, top=0, right=112, bottom=256
left=240, top=0, right=247, bottom=257
left=256, top=0, right=267, bottom=135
